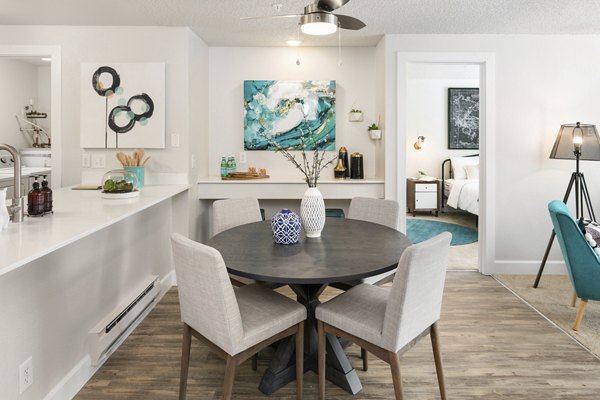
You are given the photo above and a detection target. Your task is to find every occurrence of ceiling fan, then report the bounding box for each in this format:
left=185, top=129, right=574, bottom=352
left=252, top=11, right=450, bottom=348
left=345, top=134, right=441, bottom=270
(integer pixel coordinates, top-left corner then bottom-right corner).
left=242, top=0, right=366, bottom=36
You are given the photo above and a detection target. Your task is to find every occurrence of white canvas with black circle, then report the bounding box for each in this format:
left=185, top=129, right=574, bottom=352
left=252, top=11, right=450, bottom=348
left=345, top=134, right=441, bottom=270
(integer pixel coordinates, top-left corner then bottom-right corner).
left=80, top=63, right=165, bottom=149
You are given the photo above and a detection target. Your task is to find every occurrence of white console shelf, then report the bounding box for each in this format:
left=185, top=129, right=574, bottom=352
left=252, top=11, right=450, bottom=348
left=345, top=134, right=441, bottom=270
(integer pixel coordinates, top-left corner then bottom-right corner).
left=197, top=177, right=385, bottom=200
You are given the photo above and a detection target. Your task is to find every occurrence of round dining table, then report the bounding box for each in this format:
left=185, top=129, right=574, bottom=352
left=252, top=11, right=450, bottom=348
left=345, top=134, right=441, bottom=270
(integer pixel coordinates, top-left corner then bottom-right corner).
left=206, top=218, right=412, bottom=395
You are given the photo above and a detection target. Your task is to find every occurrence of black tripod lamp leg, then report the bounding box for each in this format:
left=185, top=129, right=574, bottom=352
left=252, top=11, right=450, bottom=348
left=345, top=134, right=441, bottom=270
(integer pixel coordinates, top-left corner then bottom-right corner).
left=533, top=231, right=555, bottom=288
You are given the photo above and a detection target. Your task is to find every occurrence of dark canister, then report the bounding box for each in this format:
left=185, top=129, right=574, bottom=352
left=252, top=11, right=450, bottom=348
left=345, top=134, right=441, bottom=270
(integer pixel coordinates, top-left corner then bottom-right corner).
left=338, top=146, right=350, bottom=178
left=350, top=152, right=364, bottom=179
left=334, top=159, right=346, bottom=179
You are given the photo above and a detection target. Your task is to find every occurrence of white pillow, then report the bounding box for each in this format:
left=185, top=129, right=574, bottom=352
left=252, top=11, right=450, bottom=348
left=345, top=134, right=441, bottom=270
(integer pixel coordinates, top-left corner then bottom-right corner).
left=450, top=156, right=479, bottom=180
left=464, top=164, right=479, bottom=180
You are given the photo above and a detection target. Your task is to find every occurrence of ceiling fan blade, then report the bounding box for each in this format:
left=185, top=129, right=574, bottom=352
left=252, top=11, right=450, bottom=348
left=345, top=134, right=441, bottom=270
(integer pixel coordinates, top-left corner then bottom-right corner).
left=316, top=0, right=351, bottom=12
left=335, top=14, right=366, bottom=30
left=240, top=14, right=301, bottom=21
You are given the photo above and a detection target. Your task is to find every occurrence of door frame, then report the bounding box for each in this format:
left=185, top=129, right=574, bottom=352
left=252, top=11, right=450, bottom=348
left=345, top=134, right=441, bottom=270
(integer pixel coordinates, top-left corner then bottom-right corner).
left=393, top=52, right=496, bottom=274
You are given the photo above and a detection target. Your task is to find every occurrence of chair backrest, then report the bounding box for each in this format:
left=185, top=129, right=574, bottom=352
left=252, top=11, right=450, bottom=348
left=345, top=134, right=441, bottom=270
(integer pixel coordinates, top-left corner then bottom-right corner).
left=548, top=200, right=600, bottom=300
left=171, top=233, right=244, bottom=355
left=347, top=197, right=400, bottom=230
left=382, top=232, right=451, bottom=352
left=212, top=198, right=262, bottom=237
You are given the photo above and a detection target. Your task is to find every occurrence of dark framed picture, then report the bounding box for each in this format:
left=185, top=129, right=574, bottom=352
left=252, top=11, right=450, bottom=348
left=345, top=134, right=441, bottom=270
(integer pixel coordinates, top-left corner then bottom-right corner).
left=448, top=88, right=479, bottom=149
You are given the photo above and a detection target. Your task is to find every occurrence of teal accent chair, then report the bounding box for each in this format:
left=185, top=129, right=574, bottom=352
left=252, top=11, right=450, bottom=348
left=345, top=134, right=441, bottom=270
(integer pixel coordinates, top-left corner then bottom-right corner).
left=548, top=200, right=600, bottom=330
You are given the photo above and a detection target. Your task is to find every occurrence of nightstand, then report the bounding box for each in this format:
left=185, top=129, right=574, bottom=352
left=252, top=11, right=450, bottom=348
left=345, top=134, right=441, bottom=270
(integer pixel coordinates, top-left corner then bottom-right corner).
left=406, top=178, right=441, bottom=217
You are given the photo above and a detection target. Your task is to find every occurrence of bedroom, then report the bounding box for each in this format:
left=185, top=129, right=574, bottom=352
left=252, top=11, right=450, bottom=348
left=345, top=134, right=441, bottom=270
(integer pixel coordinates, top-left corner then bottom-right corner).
left=405, top=62, right=480, bottom=270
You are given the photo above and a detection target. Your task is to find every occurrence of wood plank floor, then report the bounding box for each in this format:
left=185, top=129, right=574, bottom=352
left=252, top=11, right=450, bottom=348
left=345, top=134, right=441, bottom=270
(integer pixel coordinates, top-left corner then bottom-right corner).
left=76, top=272, right=600, bottom=399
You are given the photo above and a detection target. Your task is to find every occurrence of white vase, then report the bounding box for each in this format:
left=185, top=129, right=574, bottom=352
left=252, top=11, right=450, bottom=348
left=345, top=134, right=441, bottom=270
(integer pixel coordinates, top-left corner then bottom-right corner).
left=0, top=188, right=9, bottom=231
left=300, top=187, right=325, bottom=238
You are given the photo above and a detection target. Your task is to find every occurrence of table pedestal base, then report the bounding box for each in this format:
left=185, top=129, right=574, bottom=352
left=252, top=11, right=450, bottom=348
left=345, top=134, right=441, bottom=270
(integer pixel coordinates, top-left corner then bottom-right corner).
left=258, top=284, right=362, bottom=395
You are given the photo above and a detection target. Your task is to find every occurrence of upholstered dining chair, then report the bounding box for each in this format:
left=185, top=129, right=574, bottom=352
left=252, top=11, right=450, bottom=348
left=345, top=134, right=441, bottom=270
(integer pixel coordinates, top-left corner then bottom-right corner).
left=212, top=197, right=262, bottom=237
left=171, top=233, right=306, bottom=400
left=212, top=197, right=263, bottom=286
left=316, top=232, right=451, bottom=400
left=548, top=200, right=600, bottom=331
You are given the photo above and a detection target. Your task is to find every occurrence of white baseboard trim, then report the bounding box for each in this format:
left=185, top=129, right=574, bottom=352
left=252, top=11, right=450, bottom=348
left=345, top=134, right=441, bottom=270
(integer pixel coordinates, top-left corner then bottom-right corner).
left=492, top=260, right=567, bottom=275
left=43, top=270, right=176, bottom=400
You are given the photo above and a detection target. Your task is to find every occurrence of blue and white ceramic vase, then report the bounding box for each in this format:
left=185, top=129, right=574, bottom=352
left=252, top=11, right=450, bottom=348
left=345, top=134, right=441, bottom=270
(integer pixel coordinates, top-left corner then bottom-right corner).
left=271, top=209, right=302, bottom=245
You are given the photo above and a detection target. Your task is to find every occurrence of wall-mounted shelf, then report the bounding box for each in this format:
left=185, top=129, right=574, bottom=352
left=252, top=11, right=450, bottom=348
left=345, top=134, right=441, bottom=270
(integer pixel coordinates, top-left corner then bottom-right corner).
left=197, top=177, right=384, bottom=200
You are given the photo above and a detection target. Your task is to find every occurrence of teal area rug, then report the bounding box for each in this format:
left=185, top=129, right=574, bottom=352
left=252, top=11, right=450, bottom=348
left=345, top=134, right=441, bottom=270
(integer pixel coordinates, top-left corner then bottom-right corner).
left=407, top=219, right=478, bottom=246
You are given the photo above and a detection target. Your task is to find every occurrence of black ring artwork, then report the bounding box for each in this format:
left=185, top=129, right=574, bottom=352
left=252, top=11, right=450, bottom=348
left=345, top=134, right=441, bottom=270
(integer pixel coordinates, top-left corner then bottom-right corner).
left=92, top=66, right=121, bottom=96
left=127, top=93, right=154, bottom=121
left=108, top=105, right=136, bottom=134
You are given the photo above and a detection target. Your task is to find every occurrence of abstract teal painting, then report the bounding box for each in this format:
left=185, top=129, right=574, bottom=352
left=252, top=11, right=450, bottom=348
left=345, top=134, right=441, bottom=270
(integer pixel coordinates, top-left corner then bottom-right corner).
left=244, top=80, right=336, bottom=151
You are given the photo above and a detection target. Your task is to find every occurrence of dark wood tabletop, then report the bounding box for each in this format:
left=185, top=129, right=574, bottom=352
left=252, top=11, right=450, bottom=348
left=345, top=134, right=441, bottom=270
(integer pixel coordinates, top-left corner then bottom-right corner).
left=206, top=218, right=412, bottom=284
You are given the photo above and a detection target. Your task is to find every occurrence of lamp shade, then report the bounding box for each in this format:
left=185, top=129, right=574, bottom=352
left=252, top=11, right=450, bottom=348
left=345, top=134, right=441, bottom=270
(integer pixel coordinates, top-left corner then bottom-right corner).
left=549, top=123, right=600, bottom=161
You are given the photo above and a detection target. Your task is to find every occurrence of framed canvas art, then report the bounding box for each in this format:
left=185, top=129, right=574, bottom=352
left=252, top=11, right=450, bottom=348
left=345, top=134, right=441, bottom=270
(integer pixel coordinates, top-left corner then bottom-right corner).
left=448, top=87, right=479, bottom=150
left=80, top=63, right=165, bottom=149
left=243, top=80, right=336, bottom=151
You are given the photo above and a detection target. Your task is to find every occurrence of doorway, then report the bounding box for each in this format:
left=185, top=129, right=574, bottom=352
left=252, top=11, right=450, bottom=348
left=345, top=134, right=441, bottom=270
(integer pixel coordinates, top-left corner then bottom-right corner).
left=395, top=52, right=496, bottom=275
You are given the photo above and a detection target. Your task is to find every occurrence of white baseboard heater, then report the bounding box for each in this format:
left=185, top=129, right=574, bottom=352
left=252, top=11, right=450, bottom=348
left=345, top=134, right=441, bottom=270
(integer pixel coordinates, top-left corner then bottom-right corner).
left=88, top=275, right=160, bottom=366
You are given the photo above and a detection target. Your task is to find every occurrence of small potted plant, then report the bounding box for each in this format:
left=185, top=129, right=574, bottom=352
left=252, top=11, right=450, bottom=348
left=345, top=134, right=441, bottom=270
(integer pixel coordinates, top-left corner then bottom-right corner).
left=368, top=123, right=382, bottom=140
left=348, top=108, right=363, bottom=122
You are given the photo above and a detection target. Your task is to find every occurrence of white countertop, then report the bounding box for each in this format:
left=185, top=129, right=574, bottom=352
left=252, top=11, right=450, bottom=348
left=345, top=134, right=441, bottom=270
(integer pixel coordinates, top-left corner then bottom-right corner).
left=0, top=184, right=189, bottom=277
left=198, top=176, right=384, bottom=184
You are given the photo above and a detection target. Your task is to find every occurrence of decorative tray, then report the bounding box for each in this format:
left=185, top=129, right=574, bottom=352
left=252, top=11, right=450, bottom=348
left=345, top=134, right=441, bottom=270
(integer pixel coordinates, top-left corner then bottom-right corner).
left=222, top=172, right=270, bottom=180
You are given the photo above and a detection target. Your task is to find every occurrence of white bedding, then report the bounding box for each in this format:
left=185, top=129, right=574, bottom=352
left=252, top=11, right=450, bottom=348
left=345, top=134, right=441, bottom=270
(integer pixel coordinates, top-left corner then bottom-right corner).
left=446, top=179, right=479, bottom=215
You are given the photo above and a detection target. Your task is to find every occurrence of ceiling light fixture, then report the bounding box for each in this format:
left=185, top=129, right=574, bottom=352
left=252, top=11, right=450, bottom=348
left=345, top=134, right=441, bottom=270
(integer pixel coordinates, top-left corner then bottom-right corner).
left=40, top=57, right=51, bottom=62
left=300, top=12, right=338, bottom=35
left=285, top=39, right=303, bottom=46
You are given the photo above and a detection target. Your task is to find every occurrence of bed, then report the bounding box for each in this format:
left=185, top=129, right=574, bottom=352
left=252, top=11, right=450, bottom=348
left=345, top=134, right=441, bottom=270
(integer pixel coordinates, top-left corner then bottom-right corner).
left=441, top=155, right=479, bottom=216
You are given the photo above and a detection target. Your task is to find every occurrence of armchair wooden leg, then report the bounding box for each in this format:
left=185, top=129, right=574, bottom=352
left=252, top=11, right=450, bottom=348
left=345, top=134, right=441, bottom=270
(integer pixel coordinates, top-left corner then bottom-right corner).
left=430, top=322, right=447, bottom=400
left=179, top=324, right=192, bottom=400
left=571, top=291, right=577, bottom=307
left=389, top=351, right=404, bottom=400
left=296, top=321, right=305, bottom=400
left=318, top=321, right=326, bottom=400
left=361, top=348, right=368, bottom=371
left=251, top=354, right=258, bottom=371
left=223, top=356, right=237, bottom=400
left=573, top=299, right=589, bottom=331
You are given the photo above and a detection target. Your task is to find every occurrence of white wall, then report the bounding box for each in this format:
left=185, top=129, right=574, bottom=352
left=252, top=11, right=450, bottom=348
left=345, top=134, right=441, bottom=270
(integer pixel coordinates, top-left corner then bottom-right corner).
left=0, top=59, right=39, bottom=150
left=381, top=34, right=600, bottom=273
left=208, top=46, right=382, bottom=180
left=0, top=26, right=205, bottom=187
left=406, top=63, right=479, bottom=178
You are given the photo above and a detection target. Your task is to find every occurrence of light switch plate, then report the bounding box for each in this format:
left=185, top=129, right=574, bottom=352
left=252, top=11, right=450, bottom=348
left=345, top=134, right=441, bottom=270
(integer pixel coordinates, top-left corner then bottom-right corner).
left=238, top=151, right=247, bottom=164
left=91, top=154, right=105, bottom=169
left=82, top=153, right=91, bottom=168
left=171, top=134, right=180, bottom=147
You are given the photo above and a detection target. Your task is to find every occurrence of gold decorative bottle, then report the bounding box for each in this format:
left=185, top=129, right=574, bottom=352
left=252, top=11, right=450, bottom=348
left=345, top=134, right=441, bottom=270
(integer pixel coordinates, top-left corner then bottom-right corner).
left=339, top=146, right=350, bottom=178
left=334, top=158, right=346, bottom=179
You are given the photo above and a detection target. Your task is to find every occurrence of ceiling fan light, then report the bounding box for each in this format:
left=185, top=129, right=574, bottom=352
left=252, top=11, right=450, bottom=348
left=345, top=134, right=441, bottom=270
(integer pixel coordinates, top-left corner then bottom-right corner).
left=285, top=39, right=303, bottom=46
left=300, top=13, right=338, bottom=35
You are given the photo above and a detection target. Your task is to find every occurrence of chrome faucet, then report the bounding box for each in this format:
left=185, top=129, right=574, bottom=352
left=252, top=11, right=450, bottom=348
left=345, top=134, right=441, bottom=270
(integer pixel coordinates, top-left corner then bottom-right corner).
left=0, top=144, right=24, bottom=223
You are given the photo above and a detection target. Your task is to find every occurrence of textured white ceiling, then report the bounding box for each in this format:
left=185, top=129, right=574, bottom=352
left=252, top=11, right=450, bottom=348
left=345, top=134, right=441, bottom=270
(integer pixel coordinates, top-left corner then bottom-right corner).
left=1, top=0, right=600, bottom=46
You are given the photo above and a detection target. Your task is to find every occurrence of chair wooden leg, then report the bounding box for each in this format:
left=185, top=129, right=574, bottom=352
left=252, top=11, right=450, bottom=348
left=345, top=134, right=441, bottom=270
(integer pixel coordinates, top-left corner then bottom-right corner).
left=223, top=356, right=237, bottom=400
left=389, top=351, right=404, bottom=400
left=430, top=322, right=447, bottom=400
left=361, top=348, right=368, bottom=371
left=318, top=321, right=326, bottom=400
left=296, top=321, right=305, bottom=400
left=571, top=291, right=577, bottom=307
left=179, top=324, right=192, bottom=400
left=251, top=354, right=258, bottom=371
left=573, top=299, right=589, bottom=331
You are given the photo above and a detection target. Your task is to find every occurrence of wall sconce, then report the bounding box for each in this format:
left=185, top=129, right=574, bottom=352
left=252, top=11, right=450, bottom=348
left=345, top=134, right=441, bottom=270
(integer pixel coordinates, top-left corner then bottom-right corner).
left=414, top=136, right=426, bottom=150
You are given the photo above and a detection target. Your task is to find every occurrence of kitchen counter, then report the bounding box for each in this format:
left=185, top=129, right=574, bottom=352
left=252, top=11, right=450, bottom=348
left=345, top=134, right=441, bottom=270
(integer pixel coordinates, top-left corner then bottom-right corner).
left=0, top=184, right=189, bottom=277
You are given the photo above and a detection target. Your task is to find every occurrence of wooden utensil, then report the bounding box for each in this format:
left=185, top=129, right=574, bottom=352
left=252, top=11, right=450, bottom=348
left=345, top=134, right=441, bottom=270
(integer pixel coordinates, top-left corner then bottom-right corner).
left=141, top=156, right=151, bottom=167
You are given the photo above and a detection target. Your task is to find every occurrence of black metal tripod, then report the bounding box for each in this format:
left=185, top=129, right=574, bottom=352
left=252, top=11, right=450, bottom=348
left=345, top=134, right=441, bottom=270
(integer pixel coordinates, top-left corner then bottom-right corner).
left=533, top=151, right=596, bottom=288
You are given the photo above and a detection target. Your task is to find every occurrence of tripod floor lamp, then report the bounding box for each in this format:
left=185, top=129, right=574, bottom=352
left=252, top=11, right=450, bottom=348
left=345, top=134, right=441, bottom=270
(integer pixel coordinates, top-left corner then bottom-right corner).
left=533, top=122, right=600, bottom=288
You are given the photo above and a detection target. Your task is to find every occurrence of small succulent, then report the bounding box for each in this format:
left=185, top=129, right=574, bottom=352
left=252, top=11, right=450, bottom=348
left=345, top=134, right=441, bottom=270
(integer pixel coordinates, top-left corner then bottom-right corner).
left=350, top=109, right=362, bottom=113
left=368, top=123, right=380, bottom=131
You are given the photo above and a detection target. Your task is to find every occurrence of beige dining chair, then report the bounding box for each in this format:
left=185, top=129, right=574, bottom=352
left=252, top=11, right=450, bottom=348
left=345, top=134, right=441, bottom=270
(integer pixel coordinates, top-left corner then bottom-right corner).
left=171, top=233, right=306, bottom=400
left=212, top=197, right=263, bottom=286
left=316, top=232, right=451, bottom=400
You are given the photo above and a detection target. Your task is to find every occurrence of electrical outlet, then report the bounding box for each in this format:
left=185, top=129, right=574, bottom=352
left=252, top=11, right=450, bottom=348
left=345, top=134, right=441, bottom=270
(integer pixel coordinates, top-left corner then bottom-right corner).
left=19, top=357, right=33, bottom=394
left=91, top=154, right=106, bottom=169
left=82, top=153, right=91, bottom=168
left=239, top=151, right=247, bottom=164
left=171, top=134, right=180, bottom=147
